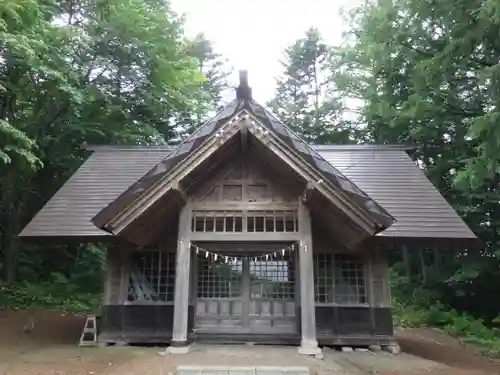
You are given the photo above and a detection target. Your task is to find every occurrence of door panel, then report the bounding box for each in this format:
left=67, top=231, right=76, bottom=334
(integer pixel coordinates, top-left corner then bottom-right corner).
left=195, top=256, right=297, bottom=334
left=248, top=259, right=296, bottom=333
left=195, top=258, right=245, bottom=332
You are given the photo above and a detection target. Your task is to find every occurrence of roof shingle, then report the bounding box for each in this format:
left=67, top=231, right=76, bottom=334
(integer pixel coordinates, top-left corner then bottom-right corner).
left=19, top=146, right=475, bottom=239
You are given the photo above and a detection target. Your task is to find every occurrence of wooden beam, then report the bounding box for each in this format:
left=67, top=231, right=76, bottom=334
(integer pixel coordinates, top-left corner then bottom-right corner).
left=191, top=202, right=298, bottom=211
left=168, top=203, right=193, bottom=353
left=297, top=200, right=321, bottom=356
left=190, top=232, right=301, bottom=242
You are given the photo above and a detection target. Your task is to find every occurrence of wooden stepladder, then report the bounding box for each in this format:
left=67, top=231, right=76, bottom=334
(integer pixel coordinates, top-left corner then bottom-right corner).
left=79, top=314, right=98, bottom=347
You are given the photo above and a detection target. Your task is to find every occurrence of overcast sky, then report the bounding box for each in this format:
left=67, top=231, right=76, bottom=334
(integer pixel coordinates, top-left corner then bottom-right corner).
left=170, top=0, right=360, bottom=103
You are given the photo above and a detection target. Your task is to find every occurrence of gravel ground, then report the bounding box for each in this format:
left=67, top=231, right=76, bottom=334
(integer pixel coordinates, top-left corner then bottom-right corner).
left=1, top=310, right=499, bottom=375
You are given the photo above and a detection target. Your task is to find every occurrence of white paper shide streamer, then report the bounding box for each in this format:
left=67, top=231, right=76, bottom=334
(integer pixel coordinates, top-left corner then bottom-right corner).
left=191, top=241, right=307, bottom=264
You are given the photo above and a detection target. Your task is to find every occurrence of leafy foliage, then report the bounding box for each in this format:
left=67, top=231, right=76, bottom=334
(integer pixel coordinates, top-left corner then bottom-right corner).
left=332, top=0, right=500, bottom=332
left=0, top=0, right=226, bottom=292
left=268, top=27, right=358, bottom=144
left=0, top=278, right=101, bottom=313
left=0, top=243, right=105, bottom=313
left=391, top=268, right=500, bottom=357
left=176, top=33, right=232, bottom=140
left=3, top=0, right=500, bottom=359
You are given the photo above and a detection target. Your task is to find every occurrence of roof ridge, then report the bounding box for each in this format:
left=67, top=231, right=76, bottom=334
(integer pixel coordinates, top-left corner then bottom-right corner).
left=85, top=144, right=414, bottom=152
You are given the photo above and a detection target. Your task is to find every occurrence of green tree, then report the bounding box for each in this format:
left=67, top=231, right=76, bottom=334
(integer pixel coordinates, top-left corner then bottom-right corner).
left=174, top=33, right=232, bottom=141
left=0, top=0, right=209, bottom=283
left=333, top=0, right=500, bottom=321
left=188, top=33, right=231, bottom=113
left=268, top=27, right=353, bottom=144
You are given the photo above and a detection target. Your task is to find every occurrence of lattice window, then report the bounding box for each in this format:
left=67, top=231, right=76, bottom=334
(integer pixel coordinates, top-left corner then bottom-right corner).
left=250, top=258, right=295, bottom=299
left=127, top=251, right=176, bottom=303
left=247, top=210, right=298, bottom=232
left=313, top=254, right=367, bottom=304
left=197, top=258, right=243, bottom=298
left=192, top=211, right=244, bottom=232
left=192, top=210, right=298, bottom=233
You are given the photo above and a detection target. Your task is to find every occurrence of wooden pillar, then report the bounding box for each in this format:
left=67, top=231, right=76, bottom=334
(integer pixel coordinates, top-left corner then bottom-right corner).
left=167, top=203, right=192, bottom=354
left=297, top=200, right=321, bottom=356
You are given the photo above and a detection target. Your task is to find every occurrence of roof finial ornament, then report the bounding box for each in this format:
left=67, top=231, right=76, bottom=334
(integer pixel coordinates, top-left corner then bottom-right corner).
left=236, top=70, right=252, bottom=101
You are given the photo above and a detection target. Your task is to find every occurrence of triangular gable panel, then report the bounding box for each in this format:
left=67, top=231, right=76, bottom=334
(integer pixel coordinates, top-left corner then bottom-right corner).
left=93, top=73, right=395, bottom=236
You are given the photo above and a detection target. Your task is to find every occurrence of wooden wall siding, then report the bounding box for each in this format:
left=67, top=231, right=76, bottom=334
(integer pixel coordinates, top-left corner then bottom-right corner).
left=187, top=150, right=302, bottom=242
left=190, top=152, right=297, bottom=205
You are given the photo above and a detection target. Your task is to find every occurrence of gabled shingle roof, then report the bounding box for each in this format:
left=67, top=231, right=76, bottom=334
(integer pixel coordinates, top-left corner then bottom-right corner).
left=92, top=97, right=395, bottom=231
left=19, top=145, right=476, bottom=240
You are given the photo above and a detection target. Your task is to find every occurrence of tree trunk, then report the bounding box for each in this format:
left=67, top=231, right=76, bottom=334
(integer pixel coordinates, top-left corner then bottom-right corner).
left=419, top=247, right=427, bottom=283
left=1, top=171, right=20, bottom=284
left=402, top=245, right=411, bottom=279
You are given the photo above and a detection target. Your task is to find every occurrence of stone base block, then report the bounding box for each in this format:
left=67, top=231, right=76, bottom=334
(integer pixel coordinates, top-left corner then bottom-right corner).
left=167, top=345, right=190, bottom=354
left=297, top=345, right=322, bottom=356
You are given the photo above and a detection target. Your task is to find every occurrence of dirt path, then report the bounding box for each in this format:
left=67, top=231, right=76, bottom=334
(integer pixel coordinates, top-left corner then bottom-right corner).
left=396, top=327, right=500, bottom=374
left=1, top=310, right=499, bottom=375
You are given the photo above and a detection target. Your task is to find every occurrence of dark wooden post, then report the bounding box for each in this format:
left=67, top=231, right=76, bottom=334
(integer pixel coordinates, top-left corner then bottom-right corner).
left=167, top=203, right=192, bottom=354
left=297, top=200, right=321, bottom=356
